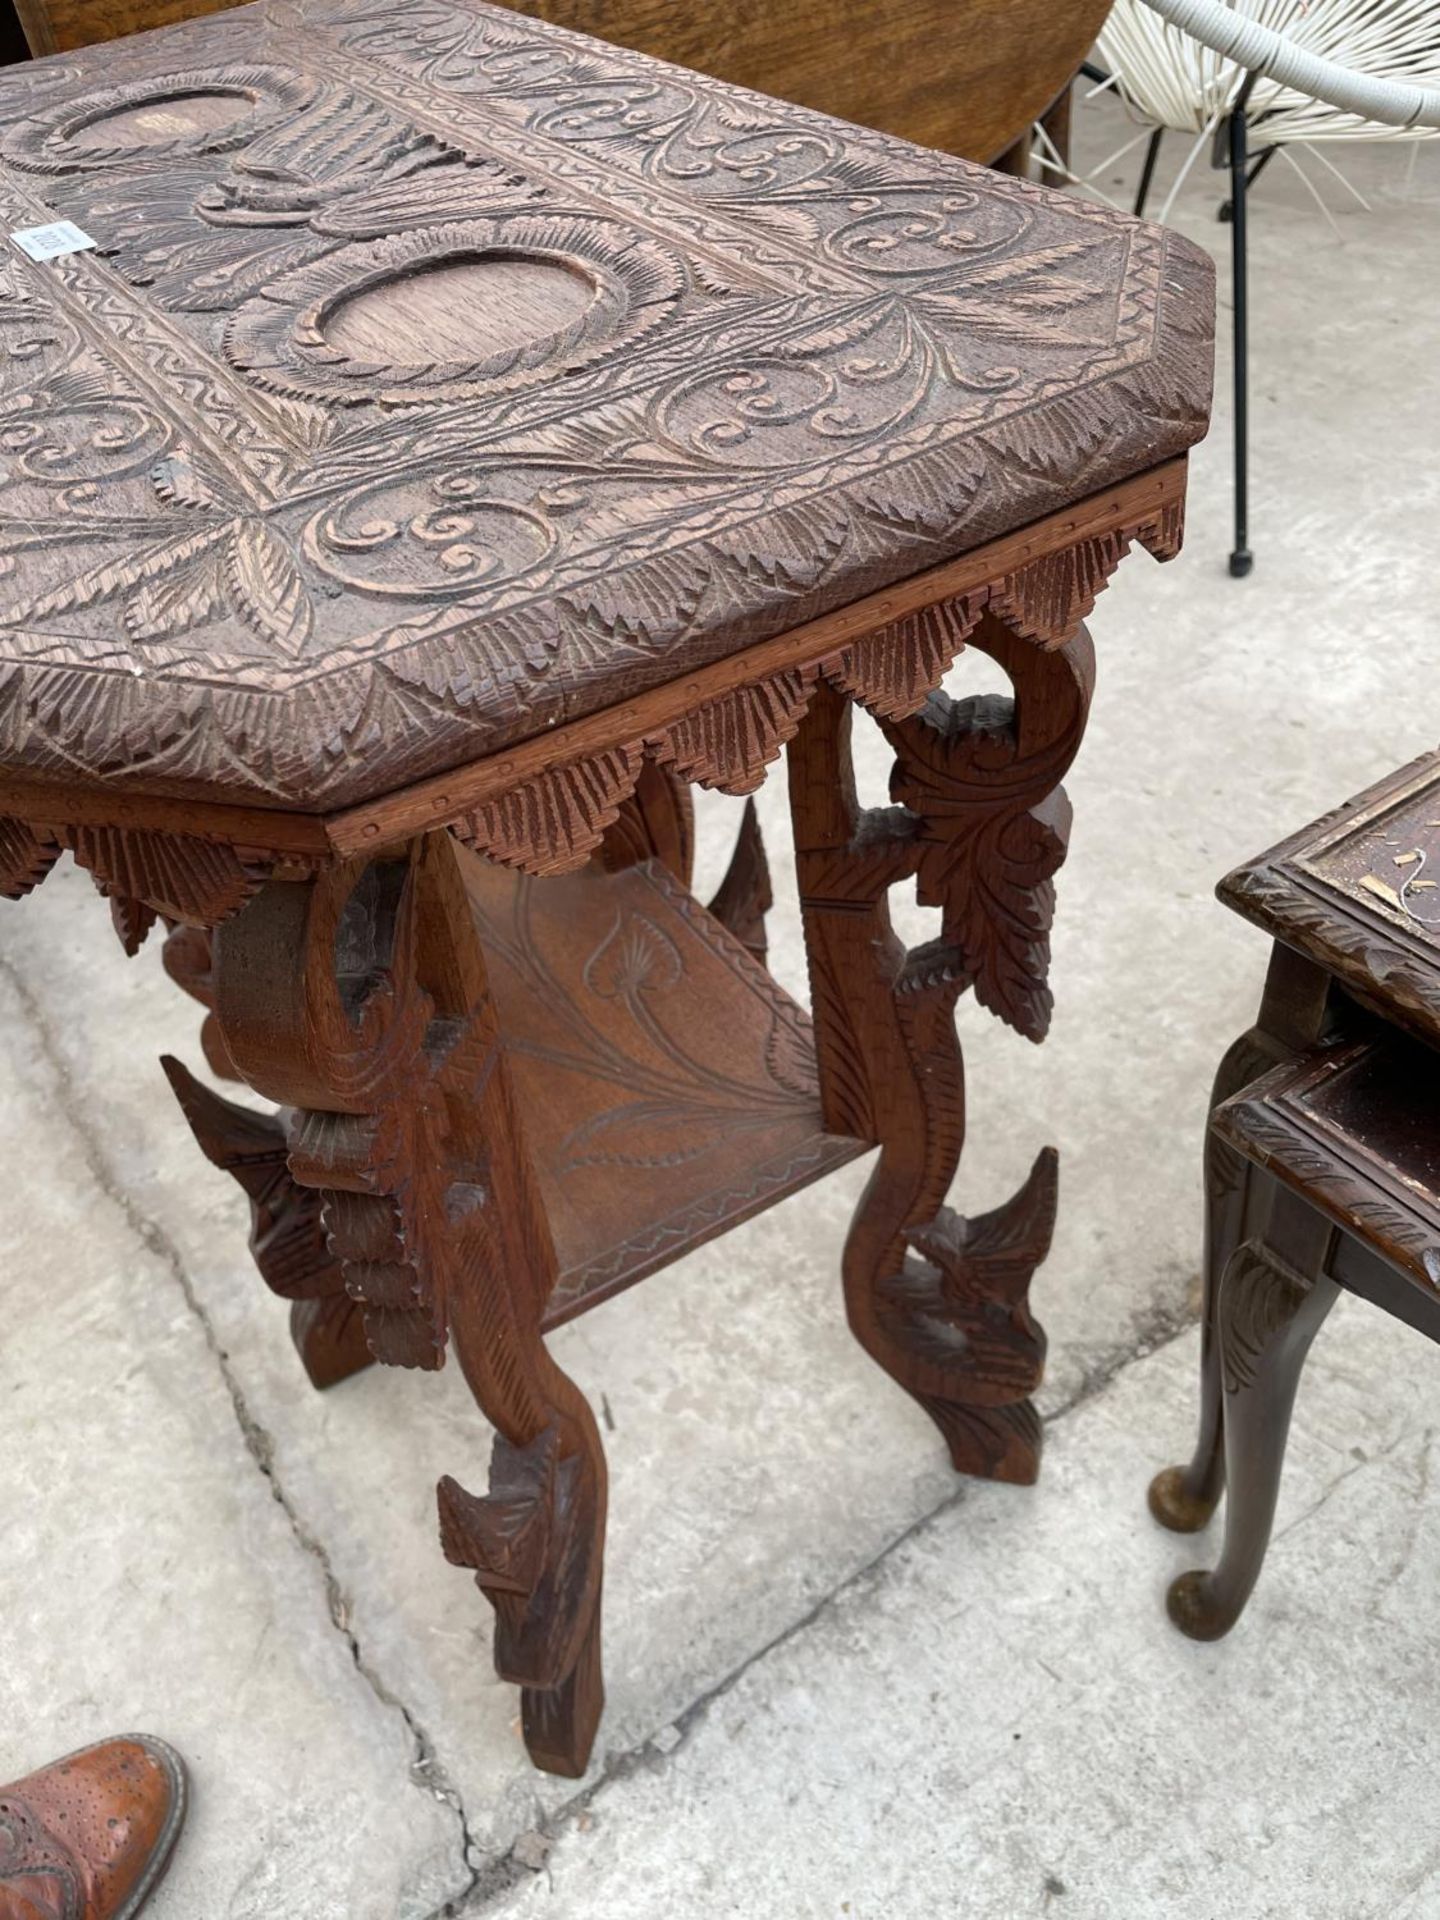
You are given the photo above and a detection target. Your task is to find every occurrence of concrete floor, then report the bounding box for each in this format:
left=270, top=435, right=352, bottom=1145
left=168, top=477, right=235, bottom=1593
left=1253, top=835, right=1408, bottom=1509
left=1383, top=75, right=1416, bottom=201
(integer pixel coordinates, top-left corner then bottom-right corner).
left=1, top=95, right=1438, bottom=1920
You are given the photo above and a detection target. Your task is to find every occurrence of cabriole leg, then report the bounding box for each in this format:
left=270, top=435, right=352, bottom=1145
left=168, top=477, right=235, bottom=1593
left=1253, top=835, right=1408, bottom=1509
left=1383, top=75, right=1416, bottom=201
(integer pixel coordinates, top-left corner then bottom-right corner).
left=1167, top=1192, right=1338, bottom=1640
left=1151, top=943, right=1339, bottom=1531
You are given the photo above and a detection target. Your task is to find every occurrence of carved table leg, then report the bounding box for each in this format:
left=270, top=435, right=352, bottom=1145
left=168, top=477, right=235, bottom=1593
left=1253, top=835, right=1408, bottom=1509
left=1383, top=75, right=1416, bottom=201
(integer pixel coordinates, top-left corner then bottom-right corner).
left=1151, top=944, right=1340, bottom=1532
left=1167, top=1189, right=1339, bottom=1641
left=210, top=832, right=607, bottom=1776
left=788, top=612, right=1091, bottom=1483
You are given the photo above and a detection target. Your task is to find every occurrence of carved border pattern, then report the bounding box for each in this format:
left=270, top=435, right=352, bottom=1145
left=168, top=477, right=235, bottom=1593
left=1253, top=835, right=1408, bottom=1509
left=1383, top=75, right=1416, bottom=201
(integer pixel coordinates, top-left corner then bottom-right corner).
left=0, top=815, right=319, bottom=926
left=1215, top=1083, right=1440, bottom=1296
left=1222, top=861, right=1440, bottom=1051
left=449, top=504, right=1174, bottom=879
left=0, top=496, right=1180, bottom=916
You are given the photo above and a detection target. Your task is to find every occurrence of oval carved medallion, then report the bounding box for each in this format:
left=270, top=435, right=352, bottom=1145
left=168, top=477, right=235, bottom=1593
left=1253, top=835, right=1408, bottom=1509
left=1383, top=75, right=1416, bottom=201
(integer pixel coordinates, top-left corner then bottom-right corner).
left=224, top=214, right=687, bottom=406
left=69, top=89, right=257, bottom=150
left=321, top=251, right=596, bottom=368
left=1, top=66, right=318, bottom=172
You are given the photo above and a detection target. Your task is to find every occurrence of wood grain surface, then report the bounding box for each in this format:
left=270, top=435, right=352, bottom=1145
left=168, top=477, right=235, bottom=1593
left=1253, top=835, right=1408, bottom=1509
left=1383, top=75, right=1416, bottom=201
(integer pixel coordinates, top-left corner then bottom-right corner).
left=483, top=0, right=1111, bottom=166
left=13, top=0, right=232, bottom=56
left=12, top=0, right=1109, bottom=172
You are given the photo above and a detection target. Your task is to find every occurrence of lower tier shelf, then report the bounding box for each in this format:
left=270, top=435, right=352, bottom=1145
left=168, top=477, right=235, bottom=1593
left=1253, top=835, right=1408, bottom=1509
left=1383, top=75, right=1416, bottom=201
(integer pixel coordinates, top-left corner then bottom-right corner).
left=463, top=856, right=868, bottom=1330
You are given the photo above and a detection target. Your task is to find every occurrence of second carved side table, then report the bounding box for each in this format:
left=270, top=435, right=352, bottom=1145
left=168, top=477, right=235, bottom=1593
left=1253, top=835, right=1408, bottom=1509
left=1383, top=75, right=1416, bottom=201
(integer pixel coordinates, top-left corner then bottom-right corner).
left=0, top=0, right=1213, bottom=1773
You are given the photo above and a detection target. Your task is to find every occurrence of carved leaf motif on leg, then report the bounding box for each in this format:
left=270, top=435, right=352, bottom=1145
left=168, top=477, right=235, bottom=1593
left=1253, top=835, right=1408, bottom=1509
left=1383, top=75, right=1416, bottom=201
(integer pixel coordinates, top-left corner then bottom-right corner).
left=880, top=615, right=1093, bottom=1043
left=789, top=611, right=1091, bottom=1486
left=439, top=1426, right=560, bottom=1599
left=437, top=1413, right=605, bottom=1751
left=211, top=835, right=607, bottom=1775
left=1218, top=1240, right=1315, bottom=1396
left=160, top=1055, right=374, bottom=1388
left=890, top=1147, right=1057, bottom=1481
left=161, top=1056, right=334, bottom=1302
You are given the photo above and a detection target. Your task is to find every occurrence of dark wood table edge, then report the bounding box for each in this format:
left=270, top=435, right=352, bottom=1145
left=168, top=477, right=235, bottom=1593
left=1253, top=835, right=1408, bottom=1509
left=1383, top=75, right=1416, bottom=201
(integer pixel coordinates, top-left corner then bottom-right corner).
left=0, top=454, right=1187, bottom=870
left=1217, top=750, right=1440, bottom=1052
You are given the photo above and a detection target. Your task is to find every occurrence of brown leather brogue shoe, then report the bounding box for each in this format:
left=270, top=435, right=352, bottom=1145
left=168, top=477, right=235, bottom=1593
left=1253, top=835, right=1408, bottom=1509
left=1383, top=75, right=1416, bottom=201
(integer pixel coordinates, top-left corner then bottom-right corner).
left=0, top=1737, right=186, bottom=1920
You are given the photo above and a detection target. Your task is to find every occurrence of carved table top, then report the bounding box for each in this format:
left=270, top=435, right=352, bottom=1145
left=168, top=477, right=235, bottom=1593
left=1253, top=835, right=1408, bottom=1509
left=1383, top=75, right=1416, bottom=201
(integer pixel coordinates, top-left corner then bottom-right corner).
left=0, top=0, right=1213, bottom=828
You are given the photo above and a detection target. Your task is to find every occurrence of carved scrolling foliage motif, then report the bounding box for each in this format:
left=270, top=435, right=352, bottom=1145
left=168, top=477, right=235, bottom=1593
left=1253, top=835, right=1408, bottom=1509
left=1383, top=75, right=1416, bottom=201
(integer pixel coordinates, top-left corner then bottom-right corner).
left=451, top=509, right=1163, bottom=882
left=789, top=606, right=1093, bottom=1483
left=0, top=502, right=1174, bottom=921
left=162, top=1055, right=372, bottom=1389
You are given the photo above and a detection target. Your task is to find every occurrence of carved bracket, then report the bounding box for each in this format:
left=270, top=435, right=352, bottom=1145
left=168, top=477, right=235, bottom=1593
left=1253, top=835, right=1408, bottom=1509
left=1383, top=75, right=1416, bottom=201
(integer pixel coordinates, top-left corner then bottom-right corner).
left=209, top=844, right=494, bottom=1370
left=161, top=1055, right=373, bottom=1388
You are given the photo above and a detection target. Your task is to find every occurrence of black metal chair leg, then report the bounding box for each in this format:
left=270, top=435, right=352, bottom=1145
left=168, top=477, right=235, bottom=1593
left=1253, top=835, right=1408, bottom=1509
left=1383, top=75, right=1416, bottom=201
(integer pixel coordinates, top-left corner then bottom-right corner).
left=1228, top=99, right=1254, bottom=577
left=1219, top=142, right=1277, bottom=222
left=1134, top=126, right=1165, bottom=218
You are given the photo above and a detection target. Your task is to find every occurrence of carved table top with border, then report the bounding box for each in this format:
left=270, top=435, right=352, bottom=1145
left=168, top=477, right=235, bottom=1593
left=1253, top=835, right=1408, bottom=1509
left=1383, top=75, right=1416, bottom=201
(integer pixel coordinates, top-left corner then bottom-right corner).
left=0, top=0, right=1211, bottom=902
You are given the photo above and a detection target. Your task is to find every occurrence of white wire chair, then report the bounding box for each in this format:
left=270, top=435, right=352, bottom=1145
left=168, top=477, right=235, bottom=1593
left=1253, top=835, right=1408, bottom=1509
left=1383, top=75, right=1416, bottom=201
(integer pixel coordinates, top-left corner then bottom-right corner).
left=1056, top=0, right=1440, bottom=575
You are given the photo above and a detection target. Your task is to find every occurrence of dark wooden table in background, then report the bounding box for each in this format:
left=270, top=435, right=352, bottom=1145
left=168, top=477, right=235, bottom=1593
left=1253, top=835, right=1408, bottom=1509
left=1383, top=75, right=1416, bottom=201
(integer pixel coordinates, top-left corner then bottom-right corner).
left=1152, top=753, right=1440, bottom=1641
left=0, top=0, right=1213, bottom=1774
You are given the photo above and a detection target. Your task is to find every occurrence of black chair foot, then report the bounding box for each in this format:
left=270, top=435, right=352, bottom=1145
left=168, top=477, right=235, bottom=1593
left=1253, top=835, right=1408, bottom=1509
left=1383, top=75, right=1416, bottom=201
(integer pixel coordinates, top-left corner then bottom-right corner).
left=1229, top=548, right=1254, bottom=579
left=1218, top=200, right=1234, bottom=222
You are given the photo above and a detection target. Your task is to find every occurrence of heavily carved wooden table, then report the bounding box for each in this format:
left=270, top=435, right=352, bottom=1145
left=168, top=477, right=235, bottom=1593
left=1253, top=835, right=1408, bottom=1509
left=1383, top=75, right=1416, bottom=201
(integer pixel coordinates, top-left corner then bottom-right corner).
left=0, top=0, right=1213, bottom=1775
left=1151, top=753, right=1440, bottom=1640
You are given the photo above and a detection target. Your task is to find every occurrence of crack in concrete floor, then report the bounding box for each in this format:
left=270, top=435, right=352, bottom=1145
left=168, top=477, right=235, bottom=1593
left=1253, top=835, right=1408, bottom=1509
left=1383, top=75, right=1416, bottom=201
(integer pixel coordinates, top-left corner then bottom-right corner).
left=0, top=950, right=486, bottom=1916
